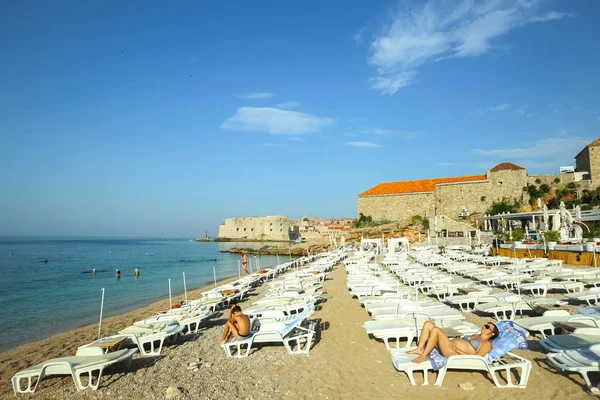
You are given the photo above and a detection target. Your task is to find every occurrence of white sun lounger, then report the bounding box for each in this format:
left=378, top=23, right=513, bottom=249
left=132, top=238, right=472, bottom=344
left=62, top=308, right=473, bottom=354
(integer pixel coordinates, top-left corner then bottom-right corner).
left=372, top=308, right=464, bottom=322
left=540, top=328, right=600, bottom=352
left=221, top=315, right=316, bottom=358
left=12, top=348, right=138, bottom=393
left=475, top=295, right=533, bottom=320
left=546, top=344, right=600, bottom=393
left=390, top=347, right=530, bottom=387
left=566, top=288, right=600, bottom=306
left=514, top=310, right=599, bottom=338
left=390, top=322, right=531, bottom=388
left=520, top=280, right=584, bottom=297
left=367, top=301, right=447, bottom=315
left=118, top=321, right=184, bottom=356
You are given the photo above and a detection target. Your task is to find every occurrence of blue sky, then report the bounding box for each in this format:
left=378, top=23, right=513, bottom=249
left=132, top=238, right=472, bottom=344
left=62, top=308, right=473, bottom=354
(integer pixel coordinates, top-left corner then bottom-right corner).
left=1, top=0, right=599, bottom=237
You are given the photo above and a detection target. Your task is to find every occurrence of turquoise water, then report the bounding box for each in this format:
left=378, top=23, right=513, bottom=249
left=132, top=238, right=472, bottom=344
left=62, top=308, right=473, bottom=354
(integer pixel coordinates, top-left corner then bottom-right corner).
left=0, top=237, right=288, bottom=353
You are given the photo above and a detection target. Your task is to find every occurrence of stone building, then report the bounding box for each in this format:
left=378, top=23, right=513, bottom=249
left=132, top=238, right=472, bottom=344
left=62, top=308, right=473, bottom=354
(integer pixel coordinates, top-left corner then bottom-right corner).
left=576, top=138, right=600, bottom=184
left=358, top=138, right=600, bottom=227
left=218, top=216, right=292, bottom=241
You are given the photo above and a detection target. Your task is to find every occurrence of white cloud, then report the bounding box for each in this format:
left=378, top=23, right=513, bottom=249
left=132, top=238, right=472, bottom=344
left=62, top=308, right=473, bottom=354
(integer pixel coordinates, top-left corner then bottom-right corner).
left=221, top=107, right=334, bottom=135
left=368, top=0, right=572, bottom=94
left=262, top=143, right=285, bottom=147
left=346, top=141, right=382, bottom=148
left=369, top=71, right=417, bottom=94
left=276, top=101, right=299, bottom=109
left=473, top=133, right=590, bottom=161
left=489, top=103, right=511, bottom=111
left=236, top=92, right=275, bottom=99
left=361, top=128, right=394, bottom=136
left=548, top=103, right=562, bottom=112
left=353, top=28, right=366, bottom=45
left=288, top=137, right=304, bottom=141
left=526, top=112, right=535, bottom=118
left=438, top=162, right=456, bottom=167
left=529, top=11, right=575, bottom=23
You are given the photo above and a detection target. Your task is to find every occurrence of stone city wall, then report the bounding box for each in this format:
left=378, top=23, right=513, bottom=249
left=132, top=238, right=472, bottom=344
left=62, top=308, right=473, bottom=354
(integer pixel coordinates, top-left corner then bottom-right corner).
left=358, top=192, right=435, bottom=223
left=527, top=174, right=563, bottom=186
left=218, top=216, right=291, bottom=241
left=435, top=180, right=490, bottom=218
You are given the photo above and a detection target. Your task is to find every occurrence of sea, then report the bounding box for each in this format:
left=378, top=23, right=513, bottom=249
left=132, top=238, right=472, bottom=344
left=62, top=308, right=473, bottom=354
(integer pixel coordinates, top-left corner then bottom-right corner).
left=0, top=237, right=290, bottom=353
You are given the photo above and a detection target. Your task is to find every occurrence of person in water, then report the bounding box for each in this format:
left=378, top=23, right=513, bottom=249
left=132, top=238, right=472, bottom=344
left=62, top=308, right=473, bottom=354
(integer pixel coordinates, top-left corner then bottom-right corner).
left=92, top=268, right=97, bottom=274
left=115, top=269, right=121, bottom=278
left=43, top=258, right=48, bottom=263
left=241, top=253, right=248, bottom=275
left=218, top=304, right=250, bottom=346
left=134, top=268, right=140, bottom=278
left=408, top=320, right=499, bottom=363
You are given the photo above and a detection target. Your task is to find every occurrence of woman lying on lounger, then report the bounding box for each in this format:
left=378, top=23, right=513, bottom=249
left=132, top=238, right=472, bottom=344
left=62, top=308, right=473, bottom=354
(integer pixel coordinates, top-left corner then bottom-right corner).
left=408, top=320, right=499, bottom=363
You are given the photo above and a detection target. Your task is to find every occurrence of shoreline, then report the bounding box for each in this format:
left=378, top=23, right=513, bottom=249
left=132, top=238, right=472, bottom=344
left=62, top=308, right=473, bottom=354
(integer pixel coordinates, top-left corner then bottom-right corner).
left=1, top=274, right=241, bottom=355
left=2, top=258, right=594, bottom=399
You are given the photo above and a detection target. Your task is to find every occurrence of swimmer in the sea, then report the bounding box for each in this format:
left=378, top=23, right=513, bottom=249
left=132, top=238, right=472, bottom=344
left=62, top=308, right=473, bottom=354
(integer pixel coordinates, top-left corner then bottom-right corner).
left=135, top=268, right=140, bottom=278
left=116, top=269, right=121, bottom=278
left=92, top=268, right=97, bottom=274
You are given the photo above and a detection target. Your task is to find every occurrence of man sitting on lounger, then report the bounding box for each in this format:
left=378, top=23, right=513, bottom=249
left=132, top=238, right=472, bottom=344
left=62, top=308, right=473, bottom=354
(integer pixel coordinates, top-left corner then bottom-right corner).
left=408, top=320, right=499, bottom=363
left=218, top=304, right=250, bottom=346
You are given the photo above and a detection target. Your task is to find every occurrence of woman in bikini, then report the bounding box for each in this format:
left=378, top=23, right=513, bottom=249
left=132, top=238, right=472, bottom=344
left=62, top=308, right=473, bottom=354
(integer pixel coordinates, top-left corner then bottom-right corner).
left=408, top=320, right=499, bottom=363
left=241, top=253, right=248, bottom=275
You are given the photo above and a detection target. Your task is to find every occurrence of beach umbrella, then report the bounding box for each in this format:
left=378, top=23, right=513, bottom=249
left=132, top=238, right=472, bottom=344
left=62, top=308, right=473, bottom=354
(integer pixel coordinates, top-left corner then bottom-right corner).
left=98, top=288, right=105, bottom=339
left=213, top=265, right=217, bottom=288
left=183, top=272, right=188, bottom=305
left=575, top=205, right=582, bottom=222
left=168, top=279, right=172, bottom=314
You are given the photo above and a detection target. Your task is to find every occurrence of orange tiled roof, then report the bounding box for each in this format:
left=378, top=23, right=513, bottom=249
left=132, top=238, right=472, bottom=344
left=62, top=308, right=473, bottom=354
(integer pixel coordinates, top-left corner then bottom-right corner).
left=359, top=174, right=487, bottom=196
left=489, top=162, right=525, bottom=172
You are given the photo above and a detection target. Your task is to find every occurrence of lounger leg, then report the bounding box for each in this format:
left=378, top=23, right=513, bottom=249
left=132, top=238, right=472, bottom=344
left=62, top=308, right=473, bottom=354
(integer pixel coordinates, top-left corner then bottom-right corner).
left=434, top=367, right=447, bottom=386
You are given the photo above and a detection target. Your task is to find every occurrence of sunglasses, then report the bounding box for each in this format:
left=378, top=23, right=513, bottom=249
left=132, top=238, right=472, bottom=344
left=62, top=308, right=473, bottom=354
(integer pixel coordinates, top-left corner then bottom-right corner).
left=483, top=324, right=495, bottom=331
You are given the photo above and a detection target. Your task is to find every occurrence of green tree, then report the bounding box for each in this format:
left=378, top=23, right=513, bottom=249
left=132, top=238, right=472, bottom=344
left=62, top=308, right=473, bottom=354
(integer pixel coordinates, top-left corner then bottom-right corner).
left=486, top=198, right=521, bottom=215
left=511, top=229, right=525, bottom=242
left=544, top=230, right=560, bottom=242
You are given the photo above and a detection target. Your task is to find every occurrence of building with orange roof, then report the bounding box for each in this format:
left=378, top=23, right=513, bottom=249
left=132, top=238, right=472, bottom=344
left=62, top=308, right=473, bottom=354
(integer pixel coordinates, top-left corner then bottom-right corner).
left=358, top=138, right=600, bottom=225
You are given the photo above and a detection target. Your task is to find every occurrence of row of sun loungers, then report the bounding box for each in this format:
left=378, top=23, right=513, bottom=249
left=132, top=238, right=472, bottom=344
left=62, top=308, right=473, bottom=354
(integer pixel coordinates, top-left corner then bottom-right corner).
left=349, top=245, right=600, bottom=394
left=220, top=252, right=347, bottom=358
left=345, top=248, right=551, bottom=389
left=11, top=251, right=349, bottom=394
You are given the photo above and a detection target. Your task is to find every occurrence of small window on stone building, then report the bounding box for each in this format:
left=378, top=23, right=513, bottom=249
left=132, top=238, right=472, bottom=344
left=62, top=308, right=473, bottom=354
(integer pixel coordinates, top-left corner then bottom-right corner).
left=244, top=228, right=246, bottom=231
left=280, top=229, right=282, bottom=232
left=236, top=228, right=239, bottom=231
left=270, top=229, right=273, bottom=232
left=251, top=228, right=254, bottom=231
left=498, top=181, right=503, bottom=185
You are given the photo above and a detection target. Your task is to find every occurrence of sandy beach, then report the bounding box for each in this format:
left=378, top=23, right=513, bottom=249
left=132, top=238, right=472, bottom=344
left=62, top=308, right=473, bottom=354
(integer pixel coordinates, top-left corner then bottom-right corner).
left=1, top=259, right=596, bottom=399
